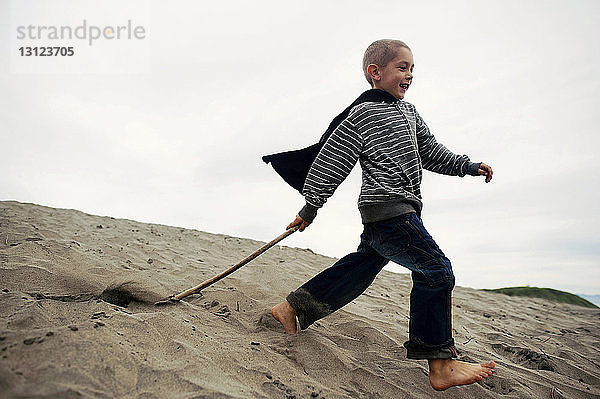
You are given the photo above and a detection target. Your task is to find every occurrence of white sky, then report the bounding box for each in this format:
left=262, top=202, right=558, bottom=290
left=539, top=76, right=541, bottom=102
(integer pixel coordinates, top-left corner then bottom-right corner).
left=1, top=0, right=599, bottom=295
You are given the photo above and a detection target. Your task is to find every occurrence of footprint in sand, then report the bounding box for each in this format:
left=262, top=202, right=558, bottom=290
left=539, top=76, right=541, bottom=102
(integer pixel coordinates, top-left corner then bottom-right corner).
left=491, top=343, right=555, bottom=371
left=481, top=373, right=514, bottom=395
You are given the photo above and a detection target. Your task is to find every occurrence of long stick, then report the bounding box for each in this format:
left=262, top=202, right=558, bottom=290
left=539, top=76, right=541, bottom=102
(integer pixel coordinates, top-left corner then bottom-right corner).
left=156, top=225, right=300, bottom=304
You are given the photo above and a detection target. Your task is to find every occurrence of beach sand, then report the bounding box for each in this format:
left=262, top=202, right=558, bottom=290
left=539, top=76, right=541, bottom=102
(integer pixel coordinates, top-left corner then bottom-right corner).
left=1, top=200, right=599, bottom=398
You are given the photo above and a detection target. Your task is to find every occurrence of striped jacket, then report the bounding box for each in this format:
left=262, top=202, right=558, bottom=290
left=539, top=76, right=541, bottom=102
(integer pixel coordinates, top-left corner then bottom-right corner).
left=299, top=100, right=480, bottom=224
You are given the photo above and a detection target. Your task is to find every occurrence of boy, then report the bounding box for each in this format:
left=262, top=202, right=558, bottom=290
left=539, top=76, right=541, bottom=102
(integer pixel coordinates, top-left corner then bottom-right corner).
left=271, top=39, right=495, bottom=391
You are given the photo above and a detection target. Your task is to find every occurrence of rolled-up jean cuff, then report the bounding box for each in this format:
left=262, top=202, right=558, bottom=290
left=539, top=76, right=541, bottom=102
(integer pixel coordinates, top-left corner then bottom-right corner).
left=404, top=342, right=459, bottom=360
left=286, top=288, right=331, bottom=330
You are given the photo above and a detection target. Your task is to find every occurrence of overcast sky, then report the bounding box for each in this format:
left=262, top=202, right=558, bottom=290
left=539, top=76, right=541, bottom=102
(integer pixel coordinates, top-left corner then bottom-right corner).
left=1, top=0, right=599, bottom=295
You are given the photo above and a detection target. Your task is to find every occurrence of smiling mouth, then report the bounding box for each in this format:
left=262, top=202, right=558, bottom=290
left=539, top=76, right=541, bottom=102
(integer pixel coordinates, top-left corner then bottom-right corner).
left=400, top=84, right=409, bottom=90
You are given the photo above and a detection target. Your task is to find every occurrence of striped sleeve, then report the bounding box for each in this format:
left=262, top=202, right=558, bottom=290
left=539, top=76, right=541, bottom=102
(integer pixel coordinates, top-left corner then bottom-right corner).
left=299, top=117, right=362, bottom=222
left=415, top=108, right=474, bottom=177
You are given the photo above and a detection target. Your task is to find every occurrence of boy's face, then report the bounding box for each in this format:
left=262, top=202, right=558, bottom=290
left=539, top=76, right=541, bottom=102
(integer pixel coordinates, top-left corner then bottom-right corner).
left=370, top=47, right=414, bottom=100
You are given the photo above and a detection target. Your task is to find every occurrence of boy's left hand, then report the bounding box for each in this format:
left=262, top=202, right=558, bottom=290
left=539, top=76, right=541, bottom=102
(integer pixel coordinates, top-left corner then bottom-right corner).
left=478, top=163, right=493, bottom=183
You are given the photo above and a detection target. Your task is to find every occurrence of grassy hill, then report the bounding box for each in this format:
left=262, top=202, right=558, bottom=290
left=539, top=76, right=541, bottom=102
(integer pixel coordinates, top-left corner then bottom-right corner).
left=483, top=286, right=599, bottom=309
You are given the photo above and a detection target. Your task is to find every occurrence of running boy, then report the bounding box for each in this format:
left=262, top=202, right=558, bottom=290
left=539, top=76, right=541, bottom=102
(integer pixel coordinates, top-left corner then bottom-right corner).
left=271, top=39, right=495, bottom=391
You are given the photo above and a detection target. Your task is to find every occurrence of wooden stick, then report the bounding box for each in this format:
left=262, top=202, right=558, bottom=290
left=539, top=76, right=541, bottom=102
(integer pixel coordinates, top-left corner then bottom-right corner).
left=160, top=225, right=300, bottom=304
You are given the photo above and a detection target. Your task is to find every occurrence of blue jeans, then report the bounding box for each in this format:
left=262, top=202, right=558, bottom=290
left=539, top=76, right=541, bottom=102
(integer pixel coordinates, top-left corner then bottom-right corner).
left=286, top=212, right=458, bottom=359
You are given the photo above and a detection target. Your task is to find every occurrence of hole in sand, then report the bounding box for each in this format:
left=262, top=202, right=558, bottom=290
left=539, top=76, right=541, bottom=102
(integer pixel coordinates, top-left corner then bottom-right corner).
left=100, top=275, right=172, bottom=308
left=100, top=286, right=136, bottom=307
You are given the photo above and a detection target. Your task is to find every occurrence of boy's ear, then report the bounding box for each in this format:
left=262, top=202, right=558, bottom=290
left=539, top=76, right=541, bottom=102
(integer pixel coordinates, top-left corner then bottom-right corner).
left=367, top=64, right=381, bottom=82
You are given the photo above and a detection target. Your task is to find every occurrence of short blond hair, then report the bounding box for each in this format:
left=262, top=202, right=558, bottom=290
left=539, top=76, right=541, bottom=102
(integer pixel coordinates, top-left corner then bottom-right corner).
left=362, top=39, right=411, bottom=86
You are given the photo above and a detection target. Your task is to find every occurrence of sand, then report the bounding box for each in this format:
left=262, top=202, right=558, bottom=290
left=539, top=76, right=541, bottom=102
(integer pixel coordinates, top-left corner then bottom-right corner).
left=1, top=200, right=599, bottom=398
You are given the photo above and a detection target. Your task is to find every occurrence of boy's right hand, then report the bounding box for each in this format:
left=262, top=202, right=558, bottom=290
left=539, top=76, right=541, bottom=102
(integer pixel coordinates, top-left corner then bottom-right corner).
left=287, top=215, right=310, bottom=232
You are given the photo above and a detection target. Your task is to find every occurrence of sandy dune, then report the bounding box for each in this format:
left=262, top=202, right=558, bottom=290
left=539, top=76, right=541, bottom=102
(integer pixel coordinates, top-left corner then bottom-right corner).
left=1, top=200, right=599, bottom=398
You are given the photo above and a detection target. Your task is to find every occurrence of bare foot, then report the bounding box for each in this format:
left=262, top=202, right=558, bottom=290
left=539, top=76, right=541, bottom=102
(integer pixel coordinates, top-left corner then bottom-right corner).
left=271, top=301, right=298, bottom=334
left=428, top=359, right=495, bottom=391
